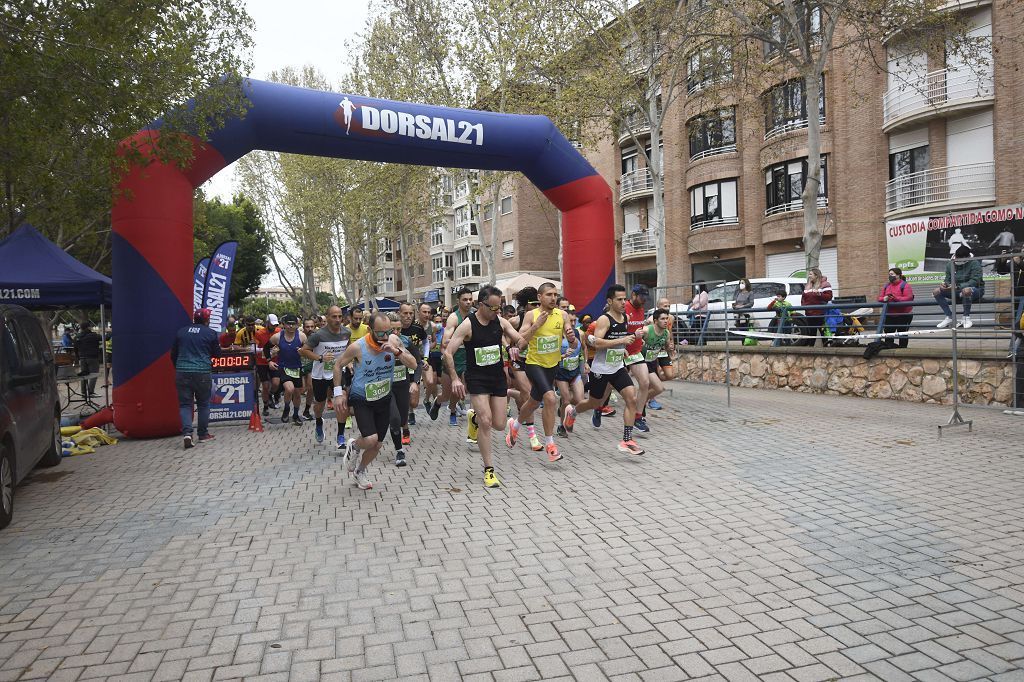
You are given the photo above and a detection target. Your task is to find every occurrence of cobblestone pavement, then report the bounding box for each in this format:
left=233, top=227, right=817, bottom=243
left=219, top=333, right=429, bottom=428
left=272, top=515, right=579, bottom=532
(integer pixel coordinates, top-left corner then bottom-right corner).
left=2, top=383, right=1024, bottom=682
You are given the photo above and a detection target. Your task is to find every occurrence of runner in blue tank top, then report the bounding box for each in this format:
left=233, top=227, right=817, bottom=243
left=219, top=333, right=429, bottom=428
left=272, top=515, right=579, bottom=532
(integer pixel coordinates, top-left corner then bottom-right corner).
left=332, top=312, right=418, bottom=490
left=266, top=313, right=308, bottom=426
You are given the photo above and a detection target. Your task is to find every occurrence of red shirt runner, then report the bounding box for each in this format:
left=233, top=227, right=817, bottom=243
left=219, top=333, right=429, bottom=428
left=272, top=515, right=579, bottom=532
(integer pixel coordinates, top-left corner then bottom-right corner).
left=624, top=300, right=646, bottom=358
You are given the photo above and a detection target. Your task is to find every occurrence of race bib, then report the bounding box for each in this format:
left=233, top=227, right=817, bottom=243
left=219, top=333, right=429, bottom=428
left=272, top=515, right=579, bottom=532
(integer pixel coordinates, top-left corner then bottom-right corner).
left=606, top=348, right=625, bottom=365
left=644, top=349, right=660, bottom=362
left=284, top=367, right=301, bottom=379
left=562, top=356, right=580, bottom=371
left=323, top=356, right=336, bottom=373
left=475, top=345, right=501, bottom=366
left=536, top=335, right=560, bottom=355
left=393, top=364, right=407, bottom=382
left=365, top=379, right=391, bottom=401
left=625, top=352, right=644, bottom=365
left=658, top=350, right=669, bottom=358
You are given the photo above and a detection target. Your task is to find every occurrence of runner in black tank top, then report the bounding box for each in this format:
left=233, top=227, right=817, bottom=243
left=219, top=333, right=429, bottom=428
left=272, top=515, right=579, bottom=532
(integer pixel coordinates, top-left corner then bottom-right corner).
left=465, top=313, right=507, bottom=396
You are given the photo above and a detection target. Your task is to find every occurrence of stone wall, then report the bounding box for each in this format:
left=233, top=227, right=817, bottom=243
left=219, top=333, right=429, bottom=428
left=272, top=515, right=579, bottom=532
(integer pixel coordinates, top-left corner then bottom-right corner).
left=677, top=350, right=1016, bottom=406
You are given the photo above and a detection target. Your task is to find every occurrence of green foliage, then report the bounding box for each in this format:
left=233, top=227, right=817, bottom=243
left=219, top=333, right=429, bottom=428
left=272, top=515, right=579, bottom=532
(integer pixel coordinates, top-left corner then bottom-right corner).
left=193, top=192, right=271, bottom=306
left=0, top=0, right=254, bottom=268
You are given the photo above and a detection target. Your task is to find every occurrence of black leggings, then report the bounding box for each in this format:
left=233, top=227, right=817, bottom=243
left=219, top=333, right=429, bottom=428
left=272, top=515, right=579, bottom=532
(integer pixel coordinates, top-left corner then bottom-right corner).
left=884, top=314, right=913, bottom=349
left=389, top=380, right=411, bottom=449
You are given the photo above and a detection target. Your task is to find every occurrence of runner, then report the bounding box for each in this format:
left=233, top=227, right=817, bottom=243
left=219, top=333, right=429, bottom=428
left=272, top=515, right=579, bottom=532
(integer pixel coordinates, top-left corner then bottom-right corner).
left=650, top=297, right=676, bottom=403
left=562, top=284, right=645, bottom=456
left=445, top=286, right=527, bottom=488
left=333, top=312, right=417, bottom=490
left=507, top=282, right=578, bottom=461
left=425, top=309, right=444, bottom=415
left=412, top=302, right=437, bottom=423
left=299, top=306, right=351, bottom=448
left=235, top=317, right=274, bottom=416
left=398, top=303, right=428, bottom=432
left=624, top=284, right=653, bottom=434
left=265, top=313, right=307, bottom=426
left=506, top=287, right=539, bottom=416
left=346, top=306, right=370, bottom=341
left=555, top=306, right=585, bottom=438
left=430, top=288, right=474, bottom=426
left=642, top=309, right=671, bottom=413
left=300, top=318, right=317, bottom=420
left=387, top=303, right=426, bottom=466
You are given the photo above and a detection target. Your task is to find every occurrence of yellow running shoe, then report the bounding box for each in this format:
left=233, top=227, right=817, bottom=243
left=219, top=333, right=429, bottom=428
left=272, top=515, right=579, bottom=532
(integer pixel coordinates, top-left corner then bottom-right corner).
left=484, top=467, right=501, bottom=488
left=529, top=434, right=542, bottom=451
left=467, top=408, right=478, bottom=444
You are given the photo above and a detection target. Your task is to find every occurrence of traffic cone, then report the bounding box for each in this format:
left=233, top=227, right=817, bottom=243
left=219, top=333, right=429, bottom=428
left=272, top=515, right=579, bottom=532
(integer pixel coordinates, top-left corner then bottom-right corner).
left=248, top=407, right=264, bottom=432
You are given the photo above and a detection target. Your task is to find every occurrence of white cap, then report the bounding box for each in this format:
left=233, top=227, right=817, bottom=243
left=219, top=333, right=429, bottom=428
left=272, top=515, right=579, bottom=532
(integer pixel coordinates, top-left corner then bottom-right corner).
left=267, top=314, right=279, bottom=325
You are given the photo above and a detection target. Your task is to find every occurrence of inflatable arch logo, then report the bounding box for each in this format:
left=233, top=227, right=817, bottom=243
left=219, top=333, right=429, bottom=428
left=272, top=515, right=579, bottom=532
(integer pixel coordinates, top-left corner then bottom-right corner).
left=111, top=78, right=615, bottom=438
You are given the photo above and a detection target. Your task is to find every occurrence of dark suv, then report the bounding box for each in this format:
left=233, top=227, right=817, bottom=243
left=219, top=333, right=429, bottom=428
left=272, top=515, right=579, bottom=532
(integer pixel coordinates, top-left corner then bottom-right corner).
left=1, top=304, right=62, bottom=530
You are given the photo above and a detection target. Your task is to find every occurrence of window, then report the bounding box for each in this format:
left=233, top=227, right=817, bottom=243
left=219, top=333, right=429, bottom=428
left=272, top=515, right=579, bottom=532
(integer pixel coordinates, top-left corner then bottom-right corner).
left=483, top=204, right=494, bottom=221
left=431, top=222, right=446, bottom=247
left=500, top=196, right=512, bottom=215
left=432, top=254, right=454, bottom=283
left=764, top=156, right=828, bottom=215
left=456, top=247, right=483, bottom=279
left=763, top=4, right=821, bottom=59
left=454, top=206, right=478, bottom=240
left=417, top=263, right=425, bottom=276
left=686, top=46, right=731, bottom=93
left=502, top=240, right=514, bottom=258
left=688, top=108, right=736, bottom=159
left=690, top=179, right=739, bottom=229
left=764, top=75, right=825, bottom=139
left=621, top=146, right=638, bottom=175
left=889, top=145, right=929, bottom=180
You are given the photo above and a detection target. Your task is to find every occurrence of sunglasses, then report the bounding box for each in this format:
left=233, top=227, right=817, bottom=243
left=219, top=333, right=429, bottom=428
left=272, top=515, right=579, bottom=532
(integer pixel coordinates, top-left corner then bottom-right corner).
left=486, top=304, right=501, bottom=312
left=528, top=301, right=539, bottom=306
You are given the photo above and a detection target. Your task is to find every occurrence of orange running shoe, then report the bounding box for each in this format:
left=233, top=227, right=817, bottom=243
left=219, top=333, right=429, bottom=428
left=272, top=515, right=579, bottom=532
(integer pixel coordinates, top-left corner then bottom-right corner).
left=505, top=417, right=519, bottom=448
left=617, top=440, right=644, bottom=456
left=562, top=405, right=577, bottom=432
left=546, top=442, right=562, bottom=462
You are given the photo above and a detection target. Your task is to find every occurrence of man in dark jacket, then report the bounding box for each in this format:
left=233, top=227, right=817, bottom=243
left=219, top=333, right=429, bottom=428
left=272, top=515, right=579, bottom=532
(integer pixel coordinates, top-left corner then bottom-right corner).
left=934, top=244, right=983, bottom=329
left=74, top=321, right=102, bottom=397
left=171, top=308, right=221, bottom=449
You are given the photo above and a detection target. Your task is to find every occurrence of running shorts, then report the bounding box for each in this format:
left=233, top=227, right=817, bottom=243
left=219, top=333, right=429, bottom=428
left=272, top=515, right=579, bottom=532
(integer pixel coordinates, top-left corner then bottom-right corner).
left=466, top=372, right=509, bottom=398
left=554, top=364, right=582, bottom=384
left=255, top=365, right=271, bottom=382
left=312, top=378, right=336, bottom=403
left=428, top=351, right=442, bottom=375
left=350, top=396, right=391, bottom=442
left=646, top=361, right=660, bottom=375
left=524, top=363, right=557, bottom=401
left=657, top=355, right=672, bottom=368
left=277, top=366, right=302, bottom=385
left=588, top=367, right=633, bottom=399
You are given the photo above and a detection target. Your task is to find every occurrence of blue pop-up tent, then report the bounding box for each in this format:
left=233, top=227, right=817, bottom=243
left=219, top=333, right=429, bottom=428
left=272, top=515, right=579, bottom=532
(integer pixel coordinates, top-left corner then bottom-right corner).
left=0, top=224, right=112, bottom=309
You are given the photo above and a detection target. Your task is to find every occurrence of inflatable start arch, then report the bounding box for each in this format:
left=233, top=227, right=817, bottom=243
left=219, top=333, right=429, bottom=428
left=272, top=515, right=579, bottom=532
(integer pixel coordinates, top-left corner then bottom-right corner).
left=112, top=78, right=614, bottom=438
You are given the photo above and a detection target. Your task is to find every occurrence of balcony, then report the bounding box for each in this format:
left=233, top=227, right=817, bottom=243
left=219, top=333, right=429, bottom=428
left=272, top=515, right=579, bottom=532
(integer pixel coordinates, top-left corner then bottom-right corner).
left=690, top=215, right=739, bottom=231
left=617, top=113, right=652, bottom=145
left=882, top=67, right=994, bottom=132
left=884, top=162, right=995, bottom=216
left=764, top=196, right=828, bottom=217
left=619, top=168, right=655, bottom=204
left=764, top=115, right=825, bottom=141
left=622, top=230, right=658, bottom=259
left=689, top=143, right=737, bottom=162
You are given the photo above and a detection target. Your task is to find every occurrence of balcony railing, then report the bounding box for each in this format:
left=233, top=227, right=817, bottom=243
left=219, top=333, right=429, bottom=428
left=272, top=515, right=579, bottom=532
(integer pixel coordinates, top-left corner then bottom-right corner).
left=620, top=168, right=655, bottom=203
left=690, top=215, right=739, bottom=231
left=764, top=196, right=828, bottom=217
left=764, top=115, right=825, bottom=141
left=689, top=143, right=737, bottom=162
left=885, top=162, right=995, bottom=213
left=882, top=67, right=994, bottom=128
left=617, top=113, right=652, bottom=143
left=622, top=230, right=658, bottom=257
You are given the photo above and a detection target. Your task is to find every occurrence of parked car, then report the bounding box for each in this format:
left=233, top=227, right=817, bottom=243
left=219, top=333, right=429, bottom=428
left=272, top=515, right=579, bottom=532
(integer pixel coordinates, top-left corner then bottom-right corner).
left=1, top=304, right=62, bottom=530
left=678, top=278, right=809, bottom=339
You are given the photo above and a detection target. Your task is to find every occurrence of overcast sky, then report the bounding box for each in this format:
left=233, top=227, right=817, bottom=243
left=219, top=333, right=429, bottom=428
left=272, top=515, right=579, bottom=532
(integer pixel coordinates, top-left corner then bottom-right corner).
left=201, top=0, right=371, bottom=201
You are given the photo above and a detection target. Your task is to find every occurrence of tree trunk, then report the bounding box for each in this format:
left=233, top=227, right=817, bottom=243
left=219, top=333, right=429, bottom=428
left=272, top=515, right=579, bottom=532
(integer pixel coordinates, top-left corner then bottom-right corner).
left=802, top=71, right=823, bottom=272
left=649, top=94, right=667, bottom=299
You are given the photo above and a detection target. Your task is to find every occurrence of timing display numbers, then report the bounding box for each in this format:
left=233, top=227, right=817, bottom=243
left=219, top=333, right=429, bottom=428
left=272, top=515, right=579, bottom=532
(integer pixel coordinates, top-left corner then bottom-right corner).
left=211, top=352, right=255, bottom=372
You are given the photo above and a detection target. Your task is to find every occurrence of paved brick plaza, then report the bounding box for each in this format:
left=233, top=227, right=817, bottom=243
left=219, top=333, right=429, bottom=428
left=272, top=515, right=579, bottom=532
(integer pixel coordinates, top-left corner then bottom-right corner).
left=1, top=384, right=1023, bottom=681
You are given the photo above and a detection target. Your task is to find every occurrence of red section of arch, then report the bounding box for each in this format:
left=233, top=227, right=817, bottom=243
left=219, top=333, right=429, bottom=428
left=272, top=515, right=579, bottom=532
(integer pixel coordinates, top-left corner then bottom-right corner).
left=544, top=175, right=616, bottom=313
left=113, top=352, right=181, bottom=438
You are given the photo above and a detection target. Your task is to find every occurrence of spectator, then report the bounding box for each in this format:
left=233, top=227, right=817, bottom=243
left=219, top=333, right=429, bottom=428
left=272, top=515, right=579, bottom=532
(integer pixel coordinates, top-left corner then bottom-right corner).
left=171, top=308, right=222, bottom=449
left=800, top=267, right=834, bottom=345
left=767, top=287, right=794, bottom=347
left=934, top=244, right=982, bottom=328
left=1011, top=254, right=1023, bottom=358
left=865, top=267, right=914, bottom=359
left=689, top=282, right=709, bottom=343
left=732, top=278, right=754, bottom=328
left=219, top=321, right=238, bottom=349
left=61, top=325, right=74, bottom=350
left=74, top=321, right=102, bottom=397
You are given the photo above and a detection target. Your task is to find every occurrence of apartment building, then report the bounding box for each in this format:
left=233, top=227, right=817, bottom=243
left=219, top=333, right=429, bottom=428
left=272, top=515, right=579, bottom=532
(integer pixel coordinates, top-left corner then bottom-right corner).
left=583, top=0, right=1023, bottom=300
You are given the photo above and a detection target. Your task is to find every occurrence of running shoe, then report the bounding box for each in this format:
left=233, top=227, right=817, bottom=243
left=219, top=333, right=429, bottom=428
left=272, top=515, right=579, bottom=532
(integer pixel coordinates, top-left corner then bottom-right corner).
left=556, top=424, right=568, bottom=438
left=401, top=431, right=412, bottom=446
left=456, top=401, right=467, bottom=417
left=281, top=405, right=290, bottom=423
left=337, top=433, right=346, bottom=450
left=617, top=440, right=644, bottom=456
left=407, top=412, right=416, bottom=426
left=343, top=441, right=358, bottom=475
left=648, top=399, right=663, bottom=411
left=529, top=434, right=542, bottom=451
left=198, top=434, right=215, bottom=443
left=354, top=469, right=373, bottom=490
left=546, top=442, right=562, bottom=462
left=262, top=405, right=269, bottom=417
left=315, top=419, right=325, bottom=443
left=634, top=417, right=651, bottom=435
left=484, top=467, right=501, bottom=488
left=467, top=409, right=478, bottom=443
left=183, top=436, right=194, bottom=450
left=302, top=410, right=314, bottom=422
left=449, top=413, right=458, bottom=427
left=395, top=449, right=407, bottom=467
left=292, top=414, right=303, bottom=427
left=562, top=405, right=577, bottom=432
left=592, top=409, right=602, bottom=428
left=599, top=405, right=616, bottom=417
left=505, top=418, right=519, bottom=447
left=428, top=400, right=442, bottom=421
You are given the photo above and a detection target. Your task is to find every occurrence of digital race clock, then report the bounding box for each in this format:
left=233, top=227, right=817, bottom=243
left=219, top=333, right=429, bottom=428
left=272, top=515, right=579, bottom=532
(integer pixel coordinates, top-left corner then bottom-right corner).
left=211, top=352, right=256, bottom=372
